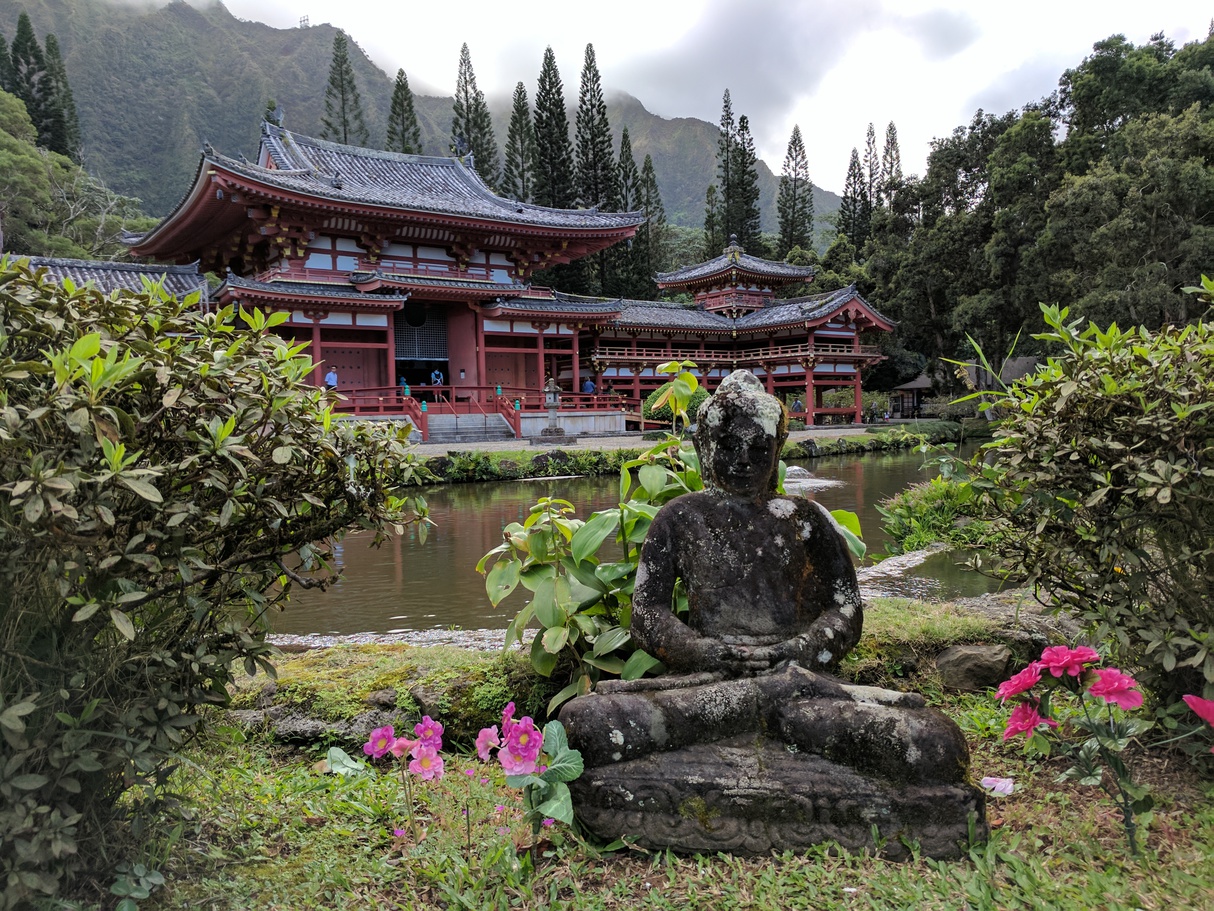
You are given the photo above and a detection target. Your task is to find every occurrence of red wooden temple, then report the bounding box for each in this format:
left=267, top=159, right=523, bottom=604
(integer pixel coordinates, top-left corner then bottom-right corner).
left=127, top=122, right=892, bottom=438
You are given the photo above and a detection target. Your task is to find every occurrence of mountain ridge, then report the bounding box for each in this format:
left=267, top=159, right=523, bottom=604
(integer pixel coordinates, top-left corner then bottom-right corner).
left=0, top=0, right=841, bottom=232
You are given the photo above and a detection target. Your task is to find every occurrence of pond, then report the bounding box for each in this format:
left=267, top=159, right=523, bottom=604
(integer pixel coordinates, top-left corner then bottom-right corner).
left=275, top=446, right=997, bottom=635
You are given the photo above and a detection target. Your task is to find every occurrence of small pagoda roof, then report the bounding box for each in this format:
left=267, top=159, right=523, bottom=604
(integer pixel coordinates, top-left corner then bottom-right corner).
left=350, top=270, right=528, bottom=300
left=736, top=285, right=895, bottom=331
left=24, top=256, right=208, bottom=299
left=482, top=290, right=625, bottom=320
left=655, top=237, right=814, bottom=290
left=221, top=274, right=407, bottom=311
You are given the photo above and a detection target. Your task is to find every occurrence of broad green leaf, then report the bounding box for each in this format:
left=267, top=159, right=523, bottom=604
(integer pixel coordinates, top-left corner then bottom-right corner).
left=535, top=782, right=575, bottom=824
left=541, top=625, right=569, bottom=654
left=326, top=746, right=367, bottom=777
left=542, top=749, right=584, bottom=784
left=120, top=476, right=163, bottom=503
left=529, top=636, right=560, bottom=676
left=110, top=609, right=136, bottom=641
left=621, top=649, right=662, bottom=680
left=571, top=510, right=619, bottom=563
left=485, top=560, right=521, bottom=606
left=593, top=626, right=631, bottom=657
left=639, top=464, right=667, bottom=499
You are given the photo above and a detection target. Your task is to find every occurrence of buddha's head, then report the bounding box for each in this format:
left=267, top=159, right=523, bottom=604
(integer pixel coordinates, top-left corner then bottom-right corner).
left=694, top=370, right=788, bottom=496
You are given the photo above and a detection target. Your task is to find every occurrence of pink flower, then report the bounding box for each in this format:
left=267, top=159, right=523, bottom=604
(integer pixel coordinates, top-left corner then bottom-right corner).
left=1183, top=695, right=1214, bottom=754
left=363, top=725, right=396, bottom=758
left=1038, top=645, right=1101, bottom=678
left=393, top=828, right=407, bottom=837
left=388, top=736, right=417, bottom=759
left=499, top=744, right=539, bottom=775
left=1003, top=700, right=1058, bottom=740
left=501, top=702, right=517, bottom=736
left=505, top=716, right=542, bottom=760
left=542, top=818, right=555, bottom=828
left=1183, top=694, right=1214, bottom=726
left=1086, top=667, right=1143, bottom=710
left=476, top=725, right=501, bottom=762
left=409, top=745, right=445, bottom=781
left=996, top=664, right=1042, bottom=702
left=980, top=776, right=1015, bottom=796
left=414, top=716, right=444, bottom=750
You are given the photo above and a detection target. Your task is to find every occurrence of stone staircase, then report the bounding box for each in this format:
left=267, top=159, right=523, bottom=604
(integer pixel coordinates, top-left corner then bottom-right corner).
left=422, top=412, right=517, bottom=444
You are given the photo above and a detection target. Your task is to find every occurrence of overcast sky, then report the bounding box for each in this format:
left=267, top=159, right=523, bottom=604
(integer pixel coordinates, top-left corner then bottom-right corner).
left=221, top=0, right=1210, bottom=193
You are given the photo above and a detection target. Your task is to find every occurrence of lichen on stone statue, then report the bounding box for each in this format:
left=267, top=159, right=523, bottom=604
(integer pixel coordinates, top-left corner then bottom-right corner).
left=559, top=370, right=986, bottom=859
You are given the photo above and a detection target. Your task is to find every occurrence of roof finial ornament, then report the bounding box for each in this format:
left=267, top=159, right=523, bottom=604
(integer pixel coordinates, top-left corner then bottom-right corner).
left=725, top=233, right=744, bottom=261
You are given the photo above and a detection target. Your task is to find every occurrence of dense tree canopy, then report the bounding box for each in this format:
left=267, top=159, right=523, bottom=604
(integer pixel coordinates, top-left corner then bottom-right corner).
left=386, top=68, right=422, bottom=154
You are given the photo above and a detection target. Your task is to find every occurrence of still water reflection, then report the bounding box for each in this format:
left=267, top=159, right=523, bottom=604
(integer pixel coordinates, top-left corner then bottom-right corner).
left=278, top=447, right=994, bottom=635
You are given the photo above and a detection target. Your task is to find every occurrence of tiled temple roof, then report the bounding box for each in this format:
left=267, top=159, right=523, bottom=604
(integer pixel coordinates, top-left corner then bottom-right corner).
left=220, top=123, right=645, bottom=231
left=24, top=257, right=208, bottom=298
left=350, top=270, right=529, bottom=295
left=655, top=238, right=814, bottom=287
left=223, top=274, right=407, bottom=306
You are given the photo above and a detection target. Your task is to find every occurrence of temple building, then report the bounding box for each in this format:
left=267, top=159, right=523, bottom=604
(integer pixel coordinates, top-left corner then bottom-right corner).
left=127, top=122, right=892, bottom=436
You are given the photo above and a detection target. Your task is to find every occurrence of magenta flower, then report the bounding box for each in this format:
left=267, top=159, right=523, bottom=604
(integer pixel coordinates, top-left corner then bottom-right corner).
left=996, top=664, right=1042, bottom=702
left=980, top=776, right=1015, bottom=796
left=1183, top=694, right=1214, bottom=726
left=1183, top=695, right=1214, bottom=754
left=476, top=725, right=501, bottom=762
left=1086, top=667, right=1143, bottom=710
left=541, top=818, right=555, bottom=828
left=1038, top=645, right=1100, bottom=678
left=363, top=725, right=396, bottom=758
left=388, top=736, right=417, bottom=759
left=414, top=716, right=444, bottom=749
left=501, top=701, right=517, bottom=735
left=1003, top=700, right=1058, bottom=740
left=409, top=745, right=445, bottom=781
left=505, top=716, right=542, bottom=759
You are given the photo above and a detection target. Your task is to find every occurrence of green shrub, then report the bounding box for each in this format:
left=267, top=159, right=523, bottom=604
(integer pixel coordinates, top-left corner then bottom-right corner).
left=642, top=381, right=709, bottom=426
left=971, top=304, right=1214, bottom=708
left=877, top=477, right=991, bottom=554
left=0, top=259, right=425, bottom=904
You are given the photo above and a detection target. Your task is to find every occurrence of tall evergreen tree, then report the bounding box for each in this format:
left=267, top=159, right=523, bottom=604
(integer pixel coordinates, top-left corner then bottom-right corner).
left=617, top=127, right=641, bottom=211
left=575, top=43, right=618, bottom=294
left=863, top=122, right=879, bottom=205
left=881, top=121, right=904, bottom=204
left=501, top=81, right=537, bottom=202
left=703, top=184, right=723, bottom=258
left=776, top=125, right=814, bottom=257
left=838, top=147, right=870, bottom=247
left=636, top=154, right=668, bottom=293
left=43, top=34, right=79, bottom=160
left=0, top=32, right=14, bottom=95
left=9, top=14, right=56, bottom=152
left=532, top=46, right=575, bottom=210
left=450, top=43, right=499, bottom=188
left=386, top=69, right=422, bottom=154
left=320, top=32, right=369, bottom=147
left=731, top=115, right=762, bottom=251
left=710, top=89, right=737, bottom=239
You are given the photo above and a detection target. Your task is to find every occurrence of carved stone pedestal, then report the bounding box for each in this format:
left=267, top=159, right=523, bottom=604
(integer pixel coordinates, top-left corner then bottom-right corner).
left=570, top=735, right=987, bottom=860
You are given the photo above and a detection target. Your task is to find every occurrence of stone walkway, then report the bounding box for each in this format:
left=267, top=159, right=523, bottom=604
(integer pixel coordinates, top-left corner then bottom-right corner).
left=409, top=422, right=881, bottom=457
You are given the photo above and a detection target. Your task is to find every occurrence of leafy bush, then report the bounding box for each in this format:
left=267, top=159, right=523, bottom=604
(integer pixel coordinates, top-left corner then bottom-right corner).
left=876, top=477, right=992, bottom=554
left=970, top=303, right=1213, bottom=708
left=0, top=259, right=425, bottom=905
left=642, top=380, right=709, bottom=427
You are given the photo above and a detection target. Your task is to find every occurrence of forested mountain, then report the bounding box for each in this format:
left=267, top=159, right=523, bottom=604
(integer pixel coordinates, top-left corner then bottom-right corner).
left=0, top=0, right=840, bottom=230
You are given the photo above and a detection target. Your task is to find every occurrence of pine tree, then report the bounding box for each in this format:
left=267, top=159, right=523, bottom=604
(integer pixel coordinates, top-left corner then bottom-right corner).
left=320, top=32, right=369, bottom=147
left=10, top=14, right=56, bottom=152
left=776, top=125, right=814, bottom=257
left=636, top=154, right=668, bottom=293
left=881, top=121, right=904, bottom=205
left=838, top=147, right=870, bottom=248
left=575, top=44, right=617, bottom=210
left=501, top=82, right=537, bottom=202
left=386, top=69, right=422, bottom=154
left=731, top=115, right=762, bottom=251
left=43, top=34, right=79, bottom=160
left=450, top=43, right=499, bottom=188
left=575, top=44, right=618, bottom=294
left=0, top=32, right=14, bottom=95
left=863, top=122, right=879, bottom=206
left=532, top=46, right=575, bottom=210
left=617, top=127, right=641, bottom=212
left=703, top=184, right=723, bottom=258
left=711, top=89, right=737, bottom=239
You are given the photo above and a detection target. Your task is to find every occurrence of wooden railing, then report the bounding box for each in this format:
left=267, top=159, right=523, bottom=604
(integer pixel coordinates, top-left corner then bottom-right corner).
left=591, top=341, right=881, bottom=367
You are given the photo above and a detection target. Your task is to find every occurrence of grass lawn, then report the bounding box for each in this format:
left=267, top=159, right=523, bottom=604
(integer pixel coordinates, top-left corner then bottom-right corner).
left=136, top=617, right=1213, bottom=911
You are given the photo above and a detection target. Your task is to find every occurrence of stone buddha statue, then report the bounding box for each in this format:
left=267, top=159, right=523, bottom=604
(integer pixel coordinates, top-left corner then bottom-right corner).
left=559, top=370, right=986, bottom=858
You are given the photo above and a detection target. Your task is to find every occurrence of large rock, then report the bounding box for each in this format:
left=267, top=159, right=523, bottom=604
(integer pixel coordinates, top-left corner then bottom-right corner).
left=571, top=735, right=986, bottom=859
left=936, top=645, right=1012, bottom=691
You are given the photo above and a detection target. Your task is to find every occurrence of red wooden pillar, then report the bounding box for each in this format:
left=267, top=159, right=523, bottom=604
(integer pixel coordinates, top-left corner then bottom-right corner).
left=475, top=314, right=487, bottom=398
left=571, top=325, right=580, bottom=393
left=805, top=365, right=816, bottom=426
left=852, top=367, right=863, bottom=423
left=310, top=315, right=324, bottom=386
left=386, top=317, right=397, bottom=389
left=535, top=324, right=546, bottom=391
left=630, top=336, right=640, bottom=400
